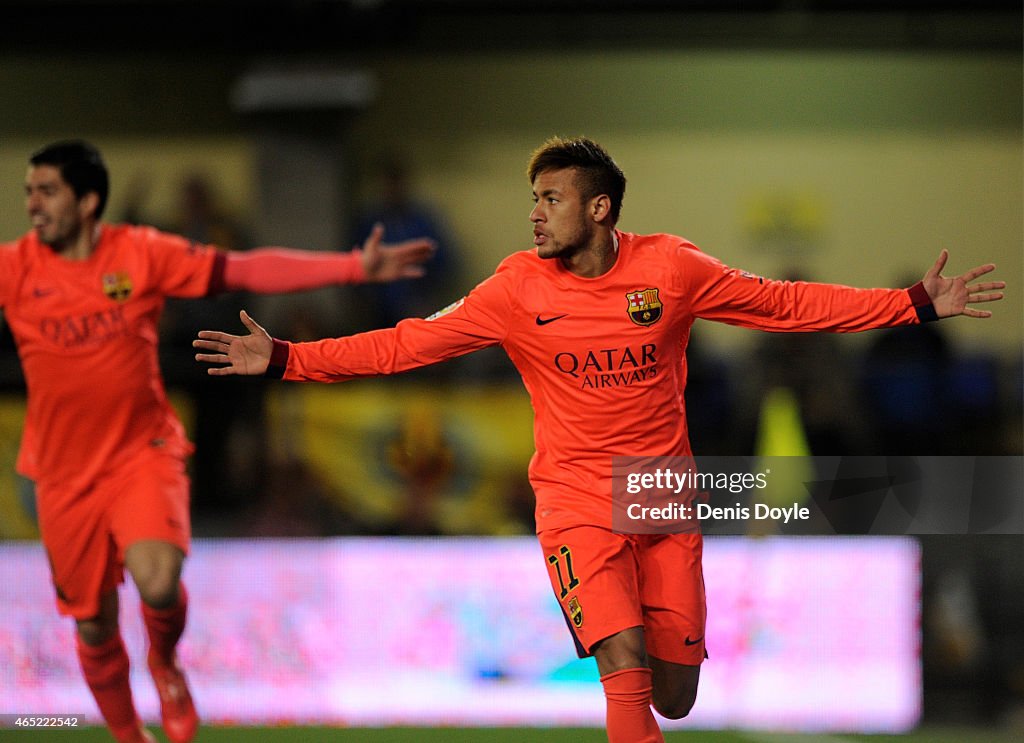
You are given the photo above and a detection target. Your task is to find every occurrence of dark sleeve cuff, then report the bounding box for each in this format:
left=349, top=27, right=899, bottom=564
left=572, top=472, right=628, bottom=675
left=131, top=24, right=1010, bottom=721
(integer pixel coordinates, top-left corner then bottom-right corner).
left=265, top=339, right=290, bottom=379
left=206, top=250, right=229, bottom=296
left=907, top=281, right=939, bottom=323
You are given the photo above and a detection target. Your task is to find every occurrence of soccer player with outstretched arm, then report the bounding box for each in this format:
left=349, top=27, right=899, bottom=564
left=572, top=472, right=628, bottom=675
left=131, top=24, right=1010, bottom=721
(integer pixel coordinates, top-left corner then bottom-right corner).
left=0, top=140, right=434, bottom=743
left=194, top=136, right=1004, bottom=743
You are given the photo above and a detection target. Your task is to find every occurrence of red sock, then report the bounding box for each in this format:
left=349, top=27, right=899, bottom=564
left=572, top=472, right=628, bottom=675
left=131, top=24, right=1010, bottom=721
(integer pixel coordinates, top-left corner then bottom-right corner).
left=76, top=633, right=142, bottom=742
left=600, top=667, right=664, bottom=743
left=141, top=582, right=188, bottom=665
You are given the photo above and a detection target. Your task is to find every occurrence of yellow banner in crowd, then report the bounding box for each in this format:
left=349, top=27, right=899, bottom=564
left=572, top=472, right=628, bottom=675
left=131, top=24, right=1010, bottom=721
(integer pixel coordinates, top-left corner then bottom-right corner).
left=0, top=396, right=37, bottom=539
left=266, top=381, right=537, bottom=535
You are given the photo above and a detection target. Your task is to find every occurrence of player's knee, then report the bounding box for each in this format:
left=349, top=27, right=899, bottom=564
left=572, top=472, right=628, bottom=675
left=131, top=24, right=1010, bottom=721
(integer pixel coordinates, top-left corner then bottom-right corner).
left=652, top=692, right=696, bottom=720
left=134, top=571, right=181, bottom=609
left=137, top=579, right=179, bottom=609
left=126, top=542, right=183, bottom=609
left=75, top=591, right=120, bottom=645
left=76, top=617, right=117, bottom=646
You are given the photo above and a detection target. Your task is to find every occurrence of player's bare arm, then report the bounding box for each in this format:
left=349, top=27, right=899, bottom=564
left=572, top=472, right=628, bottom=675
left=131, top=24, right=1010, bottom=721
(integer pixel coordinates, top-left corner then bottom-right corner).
left=193, top=310, right=273, bottom=376
left=360, top=221, right=436, bottom=282
left=922, top=249, right=1005, bottom=319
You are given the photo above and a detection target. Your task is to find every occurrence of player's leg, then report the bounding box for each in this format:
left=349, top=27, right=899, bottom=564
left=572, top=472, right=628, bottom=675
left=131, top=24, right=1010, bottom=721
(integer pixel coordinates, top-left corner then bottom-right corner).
left=111, top=445, right=198, bottom=743
left=124, top=539, right=185, bottom=609
left=539, top=527, right=664, bottom=743
left=638, top=532, right=706, bottom=720
left=127, top=542, right=195, bottom=743
left=593, top=627, right=665, bottom=743
left=36, top=483, right=152, bottom=743
left=647, top=657, right=700, bottom=719
left=123, top=539, right=191, bottom=690
left=75, top=591, right=156, bottom=743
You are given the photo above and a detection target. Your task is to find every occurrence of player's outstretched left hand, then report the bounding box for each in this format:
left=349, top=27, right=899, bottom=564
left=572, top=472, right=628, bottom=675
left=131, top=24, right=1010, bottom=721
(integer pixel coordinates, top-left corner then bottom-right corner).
left=921, top=249, right=1005, bottom=319
left=193, top=310, right=273, bottom=376
left=360, top=222, right=436, bottom=282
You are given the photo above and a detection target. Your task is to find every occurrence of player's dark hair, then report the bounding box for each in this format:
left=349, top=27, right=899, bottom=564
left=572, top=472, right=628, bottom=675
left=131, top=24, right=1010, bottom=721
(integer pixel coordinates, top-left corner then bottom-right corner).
left=29, top=140, right=109, bottom=220
left=527, top=136, right=626, bottom=224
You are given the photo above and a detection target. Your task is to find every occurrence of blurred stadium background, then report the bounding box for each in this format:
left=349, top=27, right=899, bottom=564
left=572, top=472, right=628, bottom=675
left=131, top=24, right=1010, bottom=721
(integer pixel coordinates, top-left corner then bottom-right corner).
left=0, top=1, right=1021, bottom=740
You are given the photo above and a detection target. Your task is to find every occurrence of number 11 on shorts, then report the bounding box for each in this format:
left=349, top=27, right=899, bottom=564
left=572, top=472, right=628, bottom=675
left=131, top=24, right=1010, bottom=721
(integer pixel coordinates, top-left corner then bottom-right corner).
left=547, top=545, right=580, bottom=598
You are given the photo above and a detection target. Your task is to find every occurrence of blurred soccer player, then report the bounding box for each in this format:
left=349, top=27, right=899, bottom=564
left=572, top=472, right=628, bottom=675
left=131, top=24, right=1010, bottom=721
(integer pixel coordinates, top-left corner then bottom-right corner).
left=193, top=136, right=1004, bottom=743
left=0, top=140, right=434, bottom=743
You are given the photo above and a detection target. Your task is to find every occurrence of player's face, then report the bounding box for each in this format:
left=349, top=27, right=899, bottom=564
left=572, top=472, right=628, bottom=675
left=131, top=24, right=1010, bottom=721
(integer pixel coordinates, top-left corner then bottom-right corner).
left=530, top=167, right=596, bottom=261
left=24, top=165, right=89, bottom=250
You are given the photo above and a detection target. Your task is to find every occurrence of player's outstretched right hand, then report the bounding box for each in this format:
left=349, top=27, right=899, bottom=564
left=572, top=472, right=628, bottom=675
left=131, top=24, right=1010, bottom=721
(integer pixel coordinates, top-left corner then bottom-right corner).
left=193, top=310, right=273, bottom=376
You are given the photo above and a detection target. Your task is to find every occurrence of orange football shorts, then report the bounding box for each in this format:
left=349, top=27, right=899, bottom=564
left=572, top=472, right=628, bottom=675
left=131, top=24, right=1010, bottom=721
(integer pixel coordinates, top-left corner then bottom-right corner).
left=36, top=442, right=191, bottom=619
left=538, top=526, right=706, bottom=665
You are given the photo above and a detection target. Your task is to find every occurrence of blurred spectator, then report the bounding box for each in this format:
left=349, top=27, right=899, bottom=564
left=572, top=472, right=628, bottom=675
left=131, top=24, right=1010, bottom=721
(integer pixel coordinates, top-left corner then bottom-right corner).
left=683, top=325, right=737, bottom=455
left=739, top=270, right=867, bottom=456
left=859, top=273, right=954, bottom=455
left=349, top=154, right=460, bottom=329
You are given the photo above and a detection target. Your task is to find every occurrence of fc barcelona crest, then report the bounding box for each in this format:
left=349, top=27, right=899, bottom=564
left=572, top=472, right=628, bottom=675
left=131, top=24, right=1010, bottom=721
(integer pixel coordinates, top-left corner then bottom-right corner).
left=626, top=288, right=662, bottom=327
left=568, top=596, right=583, bottom=628
left=102, top=272, right=133, bottom=302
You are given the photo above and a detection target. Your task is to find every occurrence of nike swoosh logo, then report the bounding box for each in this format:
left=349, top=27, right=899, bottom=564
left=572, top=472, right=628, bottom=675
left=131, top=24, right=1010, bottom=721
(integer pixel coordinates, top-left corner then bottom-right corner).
left=33, top=287, right=56, bottom=298
left=684, top=635, right=704, bottom=646
left=535, top=314, right=568, bottom=326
